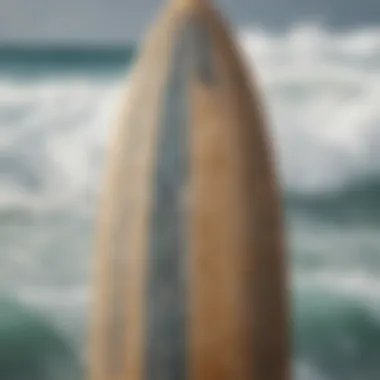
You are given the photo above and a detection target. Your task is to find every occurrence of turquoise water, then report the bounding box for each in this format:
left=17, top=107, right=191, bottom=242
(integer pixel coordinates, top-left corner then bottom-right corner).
left=0, top=26, right=379, bottom=380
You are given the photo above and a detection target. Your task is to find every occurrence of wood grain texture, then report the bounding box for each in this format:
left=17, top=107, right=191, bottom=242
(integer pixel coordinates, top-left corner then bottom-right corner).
left=89, top=5, right=189, bottom=380
left=188, top=7, right=289, bottom=380
left=88, top=2, right=289, bottom=380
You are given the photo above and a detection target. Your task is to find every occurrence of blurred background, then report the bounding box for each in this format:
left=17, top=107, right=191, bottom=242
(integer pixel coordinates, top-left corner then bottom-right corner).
left=0, top=0, right=378, bottom=379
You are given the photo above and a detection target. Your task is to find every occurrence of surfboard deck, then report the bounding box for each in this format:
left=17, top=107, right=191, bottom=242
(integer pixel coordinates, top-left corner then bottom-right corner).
left=89, top=1, right=289, bottom=380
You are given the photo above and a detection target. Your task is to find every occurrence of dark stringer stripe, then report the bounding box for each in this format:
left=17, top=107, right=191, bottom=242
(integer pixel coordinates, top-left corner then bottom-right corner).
left=146, top=20, right=191, bottom=380
left=146, top=14, right=216, bottom=380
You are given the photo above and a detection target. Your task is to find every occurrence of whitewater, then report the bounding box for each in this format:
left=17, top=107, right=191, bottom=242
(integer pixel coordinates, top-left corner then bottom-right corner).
left=0, top=24, right=379, bottom=380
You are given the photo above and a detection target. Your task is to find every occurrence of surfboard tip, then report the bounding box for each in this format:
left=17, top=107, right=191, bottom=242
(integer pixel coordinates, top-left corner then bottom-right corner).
left=172, top=0, right=212, bottom=10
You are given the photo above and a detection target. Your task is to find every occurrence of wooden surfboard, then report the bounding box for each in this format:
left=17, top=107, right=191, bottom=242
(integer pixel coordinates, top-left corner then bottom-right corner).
left=89, top=0, right=289, bottom=380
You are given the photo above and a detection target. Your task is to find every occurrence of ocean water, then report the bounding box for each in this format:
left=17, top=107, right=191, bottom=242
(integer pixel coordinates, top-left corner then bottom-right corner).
left=0, top=25, right=379, bottom=380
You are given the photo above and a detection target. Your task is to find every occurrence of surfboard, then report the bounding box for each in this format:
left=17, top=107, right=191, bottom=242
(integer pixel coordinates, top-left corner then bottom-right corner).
left=89, top=1, right=289, bottom=379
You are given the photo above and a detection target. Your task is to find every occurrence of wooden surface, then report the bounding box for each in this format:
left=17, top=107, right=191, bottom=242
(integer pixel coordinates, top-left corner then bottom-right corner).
left=88, top=1, right=290, bottom=380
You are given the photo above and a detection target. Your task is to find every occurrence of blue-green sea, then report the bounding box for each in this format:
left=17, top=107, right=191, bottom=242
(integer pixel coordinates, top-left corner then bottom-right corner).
left=0, top=26, right=379, bottom=380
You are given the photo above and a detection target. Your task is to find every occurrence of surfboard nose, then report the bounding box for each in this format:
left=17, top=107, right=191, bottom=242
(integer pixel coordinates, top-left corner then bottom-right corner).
left=172, top=0, right=211, bottom=7
left=89, top=3, right=289, bottom=380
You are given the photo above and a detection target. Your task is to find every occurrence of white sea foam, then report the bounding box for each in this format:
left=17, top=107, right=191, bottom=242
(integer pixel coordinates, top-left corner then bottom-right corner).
left=0, top=27, right=377, bottom=379
left=241, top=25, right=379, bottom=193
left=16, top=286, right=89, bottom=307
left=296, top=270, right=380, bottom=308
left=0, top=25, right=378, bottom=211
